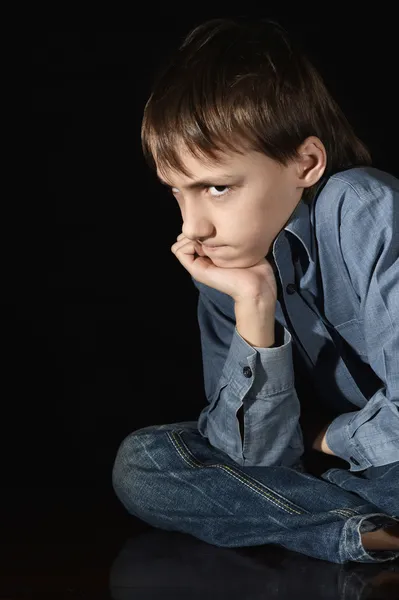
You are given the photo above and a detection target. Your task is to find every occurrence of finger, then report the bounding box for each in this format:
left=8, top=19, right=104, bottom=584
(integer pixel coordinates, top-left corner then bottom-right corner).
left=170, top=233, right=188, bottom=254
left=173, top=237, right=211, bottom=274
left=171, top=236, right=202, bottom=256
left=171, top=237, right=191, bottom=254
left=172, top=238, right=198, bottom=271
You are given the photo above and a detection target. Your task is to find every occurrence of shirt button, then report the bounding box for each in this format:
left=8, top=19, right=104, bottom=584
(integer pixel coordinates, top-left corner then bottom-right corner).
left=350, top=456, right=360, bottom=466
left=286, top=283, right=297, bottom=295
left=243, top=366, right=252, bottom=378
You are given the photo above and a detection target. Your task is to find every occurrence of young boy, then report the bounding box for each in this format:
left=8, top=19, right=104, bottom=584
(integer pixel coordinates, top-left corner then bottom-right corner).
left=112, top=18, right=399, bottom=563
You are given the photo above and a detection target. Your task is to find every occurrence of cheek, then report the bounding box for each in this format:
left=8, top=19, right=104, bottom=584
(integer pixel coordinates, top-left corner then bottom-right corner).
left=222, top=205, right=270, bottom=244
left=244, top=220, right=269, bottom=242
left=244, top=223, right=274, bottom=256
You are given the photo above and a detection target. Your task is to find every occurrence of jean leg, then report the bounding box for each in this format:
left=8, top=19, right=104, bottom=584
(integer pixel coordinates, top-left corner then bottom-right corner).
left=112, top=421, right=399, bottom=565
left=321, top=462, right=399, bottom=516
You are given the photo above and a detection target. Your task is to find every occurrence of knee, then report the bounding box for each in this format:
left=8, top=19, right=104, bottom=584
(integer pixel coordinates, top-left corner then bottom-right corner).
left=112, top=425, right=166, bottom=512
left=112, top=431, right=136, bottom=493
left=112, top=421, right=197, bottom=515
left=112, top=430, right=146, bottom=497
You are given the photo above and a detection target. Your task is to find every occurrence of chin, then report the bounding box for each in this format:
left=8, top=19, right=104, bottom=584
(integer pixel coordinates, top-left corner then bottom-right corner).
left=213, top=256, right=259, bottom=269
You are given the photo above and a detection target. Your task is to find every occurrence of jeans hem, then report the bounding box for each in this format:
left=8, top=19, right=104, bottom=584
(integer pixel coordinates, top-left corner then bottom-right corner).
left=342, top=513, right=399, bottom=563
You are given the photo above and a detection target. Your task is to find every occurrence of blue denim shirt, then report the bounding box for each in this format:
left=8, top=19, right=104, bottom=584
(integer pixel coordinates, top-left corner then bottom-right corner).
left=192, top=167, right=399, bottom=472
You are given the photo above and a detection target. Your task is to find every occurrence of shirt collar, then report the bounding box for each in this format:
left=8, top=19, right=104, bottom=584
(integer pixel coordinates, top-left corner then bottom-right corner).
left=276, top=174, right=330, bottom=262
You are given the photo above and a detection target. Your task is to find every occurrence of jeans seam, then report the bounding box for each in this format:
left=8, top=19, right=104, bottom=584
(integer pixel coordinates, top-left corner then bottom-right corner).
left=330, top=508, right=361, bottom=518
left=170, top=432, right=372, bottom=525
left=168, top=430, right=309, bottom=516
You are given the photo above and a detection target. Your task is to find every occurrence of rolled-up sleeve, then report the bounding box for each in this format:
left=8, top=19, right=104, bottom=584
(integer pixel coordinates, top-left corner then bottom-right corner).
left=193, top=280, right=304, bottom=467
left=325, top=180, right=399, bottom=471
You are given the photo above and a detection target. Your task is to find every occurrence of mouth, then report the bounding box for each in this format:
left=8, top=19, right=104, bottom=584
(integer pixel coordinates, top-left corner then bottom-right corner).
left=202, top=245, right=225, bottom=251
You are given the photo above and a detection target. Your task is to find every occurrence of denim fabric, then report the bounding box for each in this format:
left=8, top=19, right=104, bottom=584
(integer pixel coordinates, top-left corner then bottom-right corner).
left=112, top=421, right=399, bottom=564
left=193, top=167, right=399, bottom=472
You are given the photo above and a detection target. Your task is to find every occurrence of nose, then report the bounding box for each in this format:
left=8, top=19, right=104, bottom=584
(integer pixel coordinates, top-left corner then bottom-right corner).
left=181, top=202, right=213, bottom=241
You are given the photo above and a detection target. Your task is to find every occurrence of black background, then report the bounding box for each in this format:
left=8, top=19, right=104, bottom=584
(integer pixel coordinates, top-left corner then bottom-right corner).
left=7, top=21, right=398, bottom=504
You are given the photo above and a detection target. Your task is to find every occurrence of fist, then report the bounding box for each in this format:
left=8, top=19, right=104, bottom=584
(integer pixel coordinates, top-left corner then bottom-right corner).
left=171, top=233, right=278, bottom=306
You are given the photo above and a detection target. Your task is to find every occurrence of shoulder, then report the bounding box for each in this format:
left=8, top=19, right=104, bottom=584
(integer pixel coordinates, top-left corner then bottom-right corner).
left=315, top=167, right=399, bottom=225
left=314, top=167, right=399, bottom=235
left=312, top=167, right=399, bottom=291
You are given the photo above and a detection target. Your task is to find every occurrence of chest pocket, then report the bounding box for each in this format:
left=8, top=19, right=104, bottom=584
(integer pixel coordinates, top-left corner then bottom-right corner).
left=335, top=318, right=368, bottom=357
left=327, top=317, right=382, bottom=405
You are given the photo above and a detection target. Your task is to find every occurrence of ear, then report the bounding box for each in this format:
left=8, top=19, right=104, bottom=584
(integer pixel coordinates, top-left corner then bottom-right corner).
left=295, top=136, right=327, bottom=188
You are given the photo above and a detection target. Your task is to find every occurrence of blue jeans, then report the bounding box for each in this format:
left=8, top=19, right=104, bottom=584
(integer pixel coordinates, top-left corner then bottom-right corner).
left=112, top=421, right=399, bottom=564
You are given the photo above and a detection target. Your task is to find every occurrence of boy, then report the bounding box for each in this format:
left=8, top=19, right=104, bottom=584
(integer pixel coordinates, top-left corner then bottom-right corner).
left=112, top=18, right=399, bottom=563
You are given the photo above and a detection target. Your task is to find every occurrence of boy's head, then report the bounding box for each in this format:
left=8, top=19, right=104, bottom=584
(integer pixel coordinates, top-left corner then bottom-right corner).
left=141, top=18, right=371, bottom=267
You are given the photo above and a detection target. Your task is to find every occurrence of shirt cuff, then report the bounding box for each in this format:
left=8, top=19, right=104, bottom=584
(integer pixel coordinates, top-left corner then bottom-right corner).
left=325, top=413, right=372, bottom=472
left=222, top=326, right=294, bottom=398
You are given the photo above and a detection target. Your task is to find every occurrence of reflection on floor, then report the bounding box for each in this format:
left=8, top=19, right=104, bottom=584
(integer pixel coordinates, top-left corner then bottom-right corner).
left=110, top=529, right=399, bottom=600
left=1, top=488, right=398, bottom=598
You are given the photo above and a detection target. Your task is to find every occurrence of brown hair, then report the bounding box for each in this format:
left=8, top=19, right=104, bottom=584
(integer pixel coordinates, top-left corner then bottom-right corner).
left=141, top=18, right=372, bottom=201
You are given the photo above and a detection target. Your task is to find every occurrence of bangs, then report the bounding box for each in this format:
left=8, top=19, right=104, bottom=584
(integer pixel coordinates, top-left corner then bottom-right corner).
left=141, top=91, right=254, bottom=180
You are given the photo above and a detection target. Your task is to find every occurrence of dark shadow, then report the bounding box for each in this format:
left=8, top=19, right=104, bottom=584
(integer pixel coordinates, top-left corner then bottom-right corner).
left=109, top=528, right=399, bottom=599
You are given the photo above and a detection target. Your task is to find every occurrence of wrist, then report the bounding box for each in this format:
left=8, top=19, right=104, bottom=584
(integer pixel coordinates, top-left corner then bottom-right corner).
left=312, top=423, right=335, bottom=455
left=234, top=298, right=277, bottom=348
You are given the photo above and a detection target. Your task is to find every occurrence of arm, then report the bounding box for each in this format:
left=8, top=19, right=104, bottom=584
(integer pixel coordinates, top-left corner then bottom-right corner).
left=320, top=180, right=399, bottom=471
left=193, top=280, right=304, bottom=467
left=312, top=424, right=335, bottom=455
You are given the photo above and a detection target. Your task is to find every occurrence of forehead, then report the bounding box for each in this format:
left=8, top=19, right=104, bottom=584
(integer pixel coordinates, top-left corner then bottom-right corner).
left=155, top=146, right=249, bottom=186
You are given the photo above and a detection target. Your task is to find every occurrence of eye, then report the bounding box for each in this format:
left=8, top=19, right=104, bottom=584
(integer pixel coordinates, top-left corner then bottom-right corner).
left=166, top=185, right=232, bottom=198
left=208, top=185, right=231, bottom=198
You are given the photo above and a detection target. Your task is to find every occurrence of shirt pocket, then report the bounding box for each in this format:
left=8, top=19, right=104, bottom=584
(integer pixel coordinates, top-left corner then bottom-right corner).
left=335, top=318, right=368, bottom=357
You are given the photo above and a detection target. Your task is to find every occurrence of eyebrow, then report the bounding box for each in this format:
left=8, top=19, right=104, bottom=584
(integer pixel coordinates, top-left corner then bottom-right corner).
left=156, top=173, right=237, bottom=190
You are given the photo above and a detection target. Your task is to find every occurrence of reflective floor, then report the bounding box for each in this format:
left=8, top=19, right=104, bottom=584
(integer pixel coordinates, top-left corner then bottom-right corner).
left=1, top=487, right=398, bottom=599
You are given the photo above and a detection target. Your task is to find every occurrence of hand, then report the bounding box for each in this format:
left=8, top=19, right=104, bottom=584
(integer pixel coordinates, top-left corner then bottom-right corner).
left=312, top=423, right=335, bottom=455
left=171, top=233, right=278, bottom=305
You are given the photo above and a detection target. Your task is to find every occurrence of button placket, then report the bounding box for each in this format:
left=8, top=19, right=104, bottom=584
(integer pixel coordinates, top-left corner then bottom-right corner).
left=276, top=232, right=368, bottom=410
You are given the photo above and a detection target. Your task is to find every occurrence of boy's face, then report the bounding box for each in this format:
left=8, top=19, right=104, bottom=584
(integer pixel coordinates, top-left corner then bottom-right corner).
left=157, top=146, right=305, bottom=268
